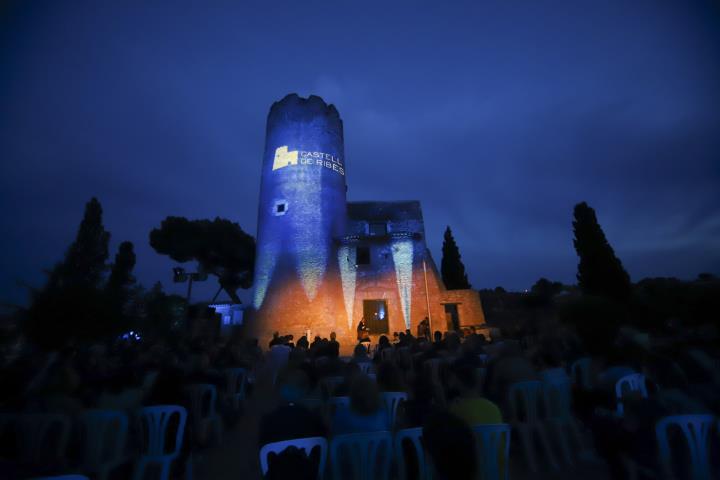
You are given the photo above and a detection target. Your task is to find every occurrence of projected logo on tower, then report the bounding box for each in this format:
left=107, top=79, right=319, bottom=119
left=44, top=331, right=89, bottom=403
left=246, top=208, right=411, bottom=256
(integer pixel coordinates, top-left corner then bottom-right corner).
left=272, top=146, right=345, bottom=176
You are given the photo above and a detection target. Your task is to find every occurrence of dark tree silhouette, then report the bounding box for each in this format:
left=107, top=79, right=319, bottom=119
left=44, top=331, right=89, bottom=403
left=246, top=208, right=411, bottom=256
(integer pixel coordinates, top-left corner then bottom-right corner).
left=105, top=241, right=137, bottom=321
left=25, top=198, right=118, bottom=348
left=149, top=217, right=255, bottom=303
left=573, top=202, right=631, bottom=303
left=48, top=197, right=110, bottom=289
left=441, top=226, right=471, bottom=290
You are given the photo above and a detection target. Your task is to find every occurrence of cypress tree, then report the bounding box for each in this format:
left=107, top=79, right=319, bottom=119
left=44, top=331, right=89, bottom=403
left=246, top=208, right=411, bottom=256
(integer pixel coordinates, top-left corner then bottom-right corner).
left=441, top=226, right=471, bottom=290
left=573, top=202, right=632, bottom=303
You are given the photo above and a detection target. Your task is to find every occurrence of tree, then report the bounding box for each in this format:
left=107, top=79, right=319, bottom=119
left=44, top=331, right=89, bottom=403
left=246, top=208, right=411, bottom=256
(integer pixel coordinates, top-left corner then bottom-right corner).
left=149, top=217, right=255, bottom=303
left=441, top=226, right=471, bottom=290
left=572, top=202, right=632, bottom=303
left=25, top=198, right=115, bottom=348
left=48, top=197, right=110, bottom=289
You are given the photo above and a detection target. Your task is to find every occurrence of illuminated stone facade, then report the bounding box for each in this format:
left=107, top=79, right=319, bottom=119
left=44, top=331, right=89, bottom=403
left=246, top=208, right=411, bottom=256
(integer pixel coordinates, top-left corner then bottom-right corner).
left=248, top=94, right=485, bottom=347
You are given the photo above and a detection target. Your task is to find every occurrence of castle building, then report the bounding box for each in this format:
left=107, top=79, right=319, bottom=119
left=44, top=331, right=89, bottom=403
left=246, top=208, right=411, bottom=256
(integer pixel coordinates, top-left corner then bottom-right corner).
left=248, top=94, right=485, bottom=346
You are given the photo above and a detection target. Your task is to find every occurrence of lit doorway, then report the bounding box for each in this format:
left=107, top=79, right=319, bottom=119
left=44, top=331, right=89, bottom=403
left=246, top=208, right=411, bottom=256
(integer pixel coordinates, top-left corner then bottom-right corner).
left=363, top=299, right=389, bottom=334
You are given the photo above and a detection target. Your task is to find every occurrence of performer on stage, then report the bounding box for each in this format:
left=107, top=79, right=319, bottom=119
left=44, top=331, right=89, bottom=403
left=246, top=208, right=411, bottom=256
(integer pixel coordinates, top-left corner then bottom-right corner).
left=357, top=317, right=370, bottom=346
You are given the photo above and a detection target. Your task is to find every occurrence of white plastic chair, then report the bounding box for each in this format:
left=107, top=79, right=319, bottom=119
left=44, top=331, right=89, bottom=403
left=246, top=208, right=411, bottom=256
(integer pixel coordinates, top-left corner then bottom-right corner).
left=132, top=405, right=187, bottom=480
left=330, top=430, right=393, bottom=480
left=507, top=380, right=558, bottom=471
left=615, top=373, right=648, bottom=415
left=184, top=383, right=223, bottom=446
left=79, top=409, right=129, bottom=480
left=380, top=392, right=407, bottom=429
left=259, top=436, right=328, bottom=480
left=224, top=367, right=247, bottom=410
left=394, top=427, right=431, bottom=480
left=655, top=414, right=714, bottom=480
left=471, top=424, right=511, bottom=480
left=477, top=354, right=489, bottom=365
left=542, top=376, right=585, bottom=465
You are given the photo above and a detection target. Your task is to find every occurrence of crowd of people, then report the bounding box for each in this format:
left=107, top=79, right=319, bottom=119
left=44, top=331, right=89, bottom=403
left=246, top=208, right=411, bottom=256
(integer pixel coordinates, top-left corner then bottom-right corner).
left=0, top=321, right=718, bottom=479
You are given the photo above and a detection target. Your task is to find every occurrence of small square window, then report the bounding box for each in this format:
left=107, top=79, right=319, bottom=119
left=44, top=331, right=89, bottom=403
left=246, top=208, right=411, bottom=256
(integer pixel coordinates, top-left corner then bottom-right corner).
left=356, top=246, right=370, bottom=265
left=369, top=222, right=387, bottom=236
left=272, top=200, right=288, bottom=216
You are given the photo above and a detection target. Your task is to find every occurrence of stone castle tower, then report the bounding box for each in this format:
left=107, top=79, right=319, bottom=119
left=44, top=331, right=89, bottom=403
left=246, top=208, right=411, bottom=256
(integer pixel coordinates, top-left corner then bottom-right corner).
left=249, top=94, right=350, bottom=342
left=248, top=94, right=486, bottom=347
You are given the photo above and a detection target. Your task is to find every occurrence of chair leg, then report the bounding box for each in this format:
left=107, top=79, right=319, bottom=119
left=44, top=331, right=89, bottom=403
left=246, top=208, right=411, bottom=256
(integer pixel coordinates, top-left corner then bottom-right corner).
left=515, top=424, right=538, bottom=472
left=535, top=424, right=559, bottom=469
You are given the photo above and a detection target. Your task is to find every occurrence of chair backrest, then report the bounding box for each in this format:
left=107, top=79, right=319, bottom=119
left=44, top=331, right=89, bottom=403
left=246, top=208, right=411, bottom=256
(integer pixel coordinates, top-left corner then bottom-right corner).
left=321, top=376, right=345, bottom=398
left=507, top=381, right=543, bottom=423
left=330, top=430, right=393, bottom=480
left=655, top=414, right=714, bottom=480
left=394, top=428, right=431, bottom=480
left=327, top=396, right=351, bottom=420
left=570, top=357, right=591, bottom=390
left=472, top=424, right=511, bottom=480
left=79, top=409, right=129, bottom=469
left=225, top=368, right=247, bottom=399
left=542, top=377, right=573, bottom=419
left=185, top=383, right=218, bottom=423
left=259, top=436, right=328, bottom=479
left=357, top=362, right=373, bottom=375
left=14, top=413, right=71, bottom=464
left=136, top=405, right=187, bottom=458
left=478, top=354, right=489, bottom=366
left=380, top=392, right=407, bottom=429
left=615, top=373, right=648, bottom=415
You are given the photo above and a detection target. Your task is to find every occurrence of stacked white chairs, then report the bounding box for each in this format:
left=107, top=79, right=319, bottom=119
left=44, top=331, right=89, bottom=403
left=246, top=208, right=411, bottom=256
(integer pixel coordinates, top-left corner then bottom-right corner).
left=570, top=357, right=592, bottom=390
left=655, top=414, right=714, bottom=480
left=259, top=436, right=328, bottom=480
left=224, top=367, right=247, bottom=411
left=507, top=380, right=558, bottom=471
left=394, top=427, right=431, bottom=480
left=330, top=430, right=393, bottom=480
left=380, top=392, right=407, bottom=430
left=78, top=409, right=129, bottom=480
left=615, top=373, right=648, bottom=415
left=132, top=405, right=187, bottom=480
left=471, top=423, right=511, bottom=480
left=12, top=413, right=71, bottom=470
left=184, top=383, right=223, bottom=446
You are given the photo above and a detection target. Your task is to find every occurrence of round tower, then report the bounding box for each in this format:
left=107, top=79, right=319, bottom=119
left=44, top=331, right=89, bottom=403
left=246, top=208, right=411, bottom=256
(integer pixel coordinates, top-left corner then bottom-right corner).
left=249, top=94, right=349, bottom=344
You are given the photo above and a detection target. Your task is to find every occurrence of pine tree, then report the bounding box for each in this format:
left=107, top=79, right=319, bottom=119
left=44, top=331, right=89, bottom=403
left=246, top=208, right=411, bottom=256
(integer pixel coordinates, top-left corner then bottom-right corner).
left=441, top=226, right=471, bottom=290
left=49, top=197, right=110, bottom=289
left=573, top=202, right=632, bottom=302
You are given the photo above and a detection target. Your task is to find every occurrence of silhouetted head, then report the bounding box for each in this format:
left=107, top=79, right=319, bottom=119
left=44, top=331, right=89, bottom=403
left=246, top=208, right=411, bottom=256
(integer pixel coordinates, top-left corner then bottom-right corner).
left=349, top=374, right=380, bottom=415
left=330, top=331, right=336, bottom=341
left=434, top=331, right=443, bottom=342
left=423, top=411, right=476, bottom=480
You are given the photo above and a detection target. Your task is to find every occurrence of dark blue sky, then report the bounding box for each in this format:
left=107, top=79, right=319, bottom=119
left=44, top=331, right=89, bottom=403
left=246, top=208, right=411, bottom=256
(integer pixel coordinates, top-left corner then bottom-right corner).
left=1, top=0, right=719, bottom=305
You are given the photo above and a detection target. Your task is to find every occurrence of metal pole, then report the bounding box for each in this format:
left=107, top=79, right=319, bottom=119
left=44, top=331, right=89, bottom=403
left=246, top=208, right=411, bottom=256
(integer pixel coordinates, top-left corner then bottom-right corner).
left=186, top=276, right=193, bottom=303
left=423, top=258, right=433, bottom=334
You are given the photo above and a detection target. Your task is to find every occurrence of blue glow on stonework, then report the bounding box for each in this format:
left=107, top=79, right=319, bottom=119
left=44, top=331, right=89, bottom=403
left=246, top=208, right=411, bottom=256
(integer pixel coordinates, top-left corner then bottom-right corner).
left=253, top=241, right=278, bottom=309
left=338, top=245, right=357, bottom=328
left=392, top=239, right=414, bottom=329
left=293, top=165, right=327, bottom=300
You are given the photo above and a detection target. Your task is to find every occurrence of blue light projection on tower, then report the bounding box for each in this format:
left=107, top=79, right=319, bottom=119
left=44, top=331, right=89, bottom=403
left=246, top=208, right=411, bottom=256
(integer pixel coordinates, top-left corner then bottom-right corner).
left=338, top=244, right=357, bottom=328
left=392, top=238, right=414, bottom=329
left=252, top=94, right=347, bottom=335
